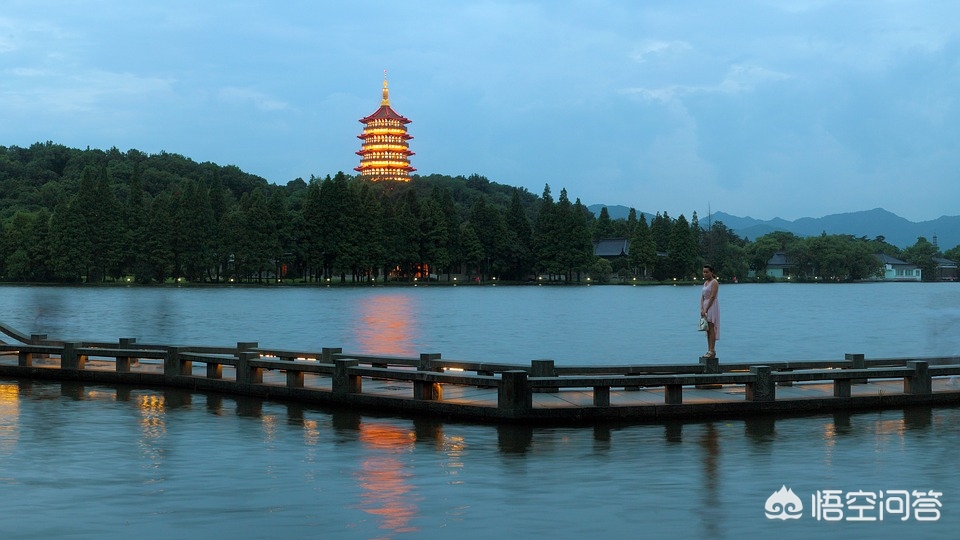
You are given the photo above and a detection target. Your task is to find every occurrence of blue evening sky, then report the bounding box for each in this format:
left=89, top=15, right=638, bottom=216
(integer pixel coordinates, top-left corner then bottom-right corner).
left=2, top=1, right=958, bottom=222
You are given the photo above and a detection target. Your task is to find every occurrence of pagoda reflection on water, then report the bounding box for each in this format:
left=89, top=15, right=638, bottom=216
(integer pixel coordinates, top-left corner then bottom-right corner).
left=355, top=73, right=416, bottom=182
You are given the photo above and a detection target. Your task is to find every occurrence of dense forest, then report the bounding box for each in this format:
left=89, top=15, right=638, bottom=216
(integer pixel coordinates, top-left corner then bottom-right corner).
left=0, top=142, right=956, bottom=284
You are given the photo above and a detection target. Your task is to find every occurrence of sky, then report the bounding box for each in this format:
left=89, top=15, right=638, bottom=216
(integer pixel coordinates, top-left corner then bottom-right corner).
left=2, top=1, right=959, bottom=222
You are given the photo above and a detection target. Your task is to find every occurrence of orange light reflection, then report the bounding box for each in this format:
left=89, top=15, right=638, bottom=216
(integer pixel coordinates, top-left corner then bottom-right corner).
left=0, top=384, right=19, bottom=456
left=136, top=394, right=166, bottom=467
left=355, top=423, right=420, bottom=535
left=356, top=294, right=417, bottom=357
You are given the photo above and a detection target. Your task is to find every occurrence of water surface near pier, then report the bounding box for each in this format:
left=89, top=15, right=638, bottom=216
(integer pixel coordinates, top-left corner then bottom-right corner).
left=3, top=282, right=959, bottom=363
left=1, top=283, right=959, bottom=538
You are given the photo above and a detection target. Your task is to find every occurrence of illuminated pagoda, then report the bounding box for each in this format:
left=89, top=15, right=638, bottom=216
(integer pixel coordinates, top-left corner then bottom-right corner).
left=355, top=73, right=416, bottom=182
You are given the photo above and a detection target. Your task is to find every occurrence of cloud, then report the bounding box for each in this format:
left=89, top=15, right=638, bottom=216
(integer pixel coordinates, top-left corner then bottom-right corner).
left=717, top=64, right=793, bottom=93
left=2, top=69, right=175, bottom=114
left=0, top=15, right=68, bottom=54
left=218, top=87, right=289, bottom=112
left=631, top=40, right=693, bottom=63
left=623, top=62, right=792, bottom=104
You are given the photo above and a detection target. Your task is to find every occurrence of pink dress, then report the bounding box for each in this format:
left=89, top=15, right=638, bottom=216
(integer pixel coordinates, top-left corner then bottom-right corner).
left=701, top=280, right=719, bottom=339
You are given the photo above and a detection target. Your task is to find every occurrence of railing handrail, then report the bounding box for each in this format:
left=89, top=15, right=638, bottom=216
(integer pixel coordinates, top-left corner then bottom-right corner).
left=0, top=322, right=34, bottom=344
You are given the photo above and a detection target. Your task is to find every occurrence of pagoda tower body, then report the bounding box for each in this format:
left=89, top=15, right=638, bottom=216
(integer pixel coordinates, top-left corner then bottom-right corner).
left=355, top=76, right=416, bottom=182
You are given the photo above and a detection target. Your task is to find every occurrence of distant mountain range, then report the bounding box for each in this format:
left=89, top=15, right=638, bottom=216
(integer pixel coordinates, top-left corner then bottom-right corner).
left=587, top=205, right=960, bottom=250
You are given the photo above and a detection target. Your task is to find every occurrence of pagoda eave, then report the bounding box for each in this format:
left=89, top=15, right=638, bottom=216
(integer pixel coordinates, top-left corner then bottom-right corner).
left=359, top=105, right=412, bottom=124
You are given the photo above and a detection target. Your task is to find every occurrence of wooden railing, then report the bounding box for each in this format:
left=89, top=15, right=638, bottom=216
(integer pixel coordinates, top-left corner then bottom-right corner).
left=1, top=327, right=959, bottom=420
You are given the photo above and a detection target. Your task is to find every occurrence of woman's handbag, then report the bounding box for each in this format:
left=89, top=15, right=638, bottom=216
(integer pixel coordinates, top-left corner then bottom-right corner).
left=698, top=316, right=709, bottom=331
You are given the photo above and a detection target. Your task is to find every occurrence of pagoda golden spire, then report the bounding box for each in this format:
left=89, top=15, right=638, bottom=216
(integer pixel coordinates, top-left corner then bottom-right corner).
left=381, top=70, right=390, bottom=106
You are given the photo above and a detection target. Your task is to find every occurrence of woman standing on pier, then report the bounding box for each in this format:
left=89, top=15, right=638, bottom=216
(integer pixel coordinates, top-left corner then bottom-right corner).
left=700, top=265, right=720, bottom=358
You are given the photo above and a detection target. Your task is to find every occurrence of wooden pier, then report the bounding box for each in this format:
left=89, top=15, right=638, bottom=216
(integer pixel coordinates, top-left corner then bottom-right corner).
left=1, top=323, right=959, bottom=424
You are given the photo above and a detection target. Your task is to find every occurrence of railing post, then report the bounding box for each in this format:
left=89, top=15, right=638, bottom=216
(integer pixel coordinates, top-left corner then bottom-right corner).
left=235, top=342, right=258, bottom=381
left=18, top=350, right=33, bottom=367
left=236, top=351, right=262, bottom=384
left=846, top=353, right=866, bottom=384
left=117, top=337, right=137, bottom=372
left=322, top=347, right=343, bottom=364
left=905, top=361, right=931, bottom=395
left=415, top=353, right=442, bottom=400
left=665, top=384, right=683, bottom=405
left=498, top=370, right=532, bottom=413
left=164, top=346, right=182, bottom=377
left=286, top=369, right=304, bottom=388
left=333, top=358, right=361, bottom=394
left=593, top=386, right=611, bottom=407
left=531, top=359, right=557, bottom=393
left=697, top=355, right=722, bottom=389
left=746, top=365, right=775, bottom=402
left=207, top=361, right=223, bottom=379
left=26, top=334, right=47, bottom=363
left=834, top=378, right=851, bottom=398
left=419, top=353, right=441, bottom=370
left=62, top=342, right=83, bottom=370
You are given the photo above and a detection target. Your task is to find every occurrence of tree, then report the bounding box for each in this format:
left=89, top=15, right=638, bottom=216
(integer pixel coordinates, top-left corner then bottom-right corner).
left=621, top=208, right=638, bottom=239
left=419, top=196, right=449, bottom=280
left=503, top=188, right=534, bottom=280
left=459, top=222, right=484, bottom=277
left=593, top=206, right=615, bottom=242
left=177, top=180, right=216, bottom=282
left=142, top=192, right=175, bottom=283
left=690, top=211, right=702, bottom=261
left=301, top=177, right=325, bottom=280
left=902, top=237, right=939, bottom=282
left=650, top=211, right=672, bottom=253
left=207, top=173, right=234, bottom=282
left=470, top=195, right=513, bottom=280
left=629, top=214, right=657, bottom=278
left=2, top=210, right=52, bottom=281
left=56, top=167, right=102, bottom=280
left=122, top=166, right=150, bottom=283
left=533, top=184, right=562, bottom=278
left=92, top=167, right=123, bottom=281
left=385, top=191, right=420, bottom=280
left=667, top=214, right=698, bottom=280
left=589, top=258, right=613, bottom=283
left=241, top=190, right=279, bottom=283
left=550, top=189, right=594, bottom=282
left=846, top=237, right=882, bottom=280
left=703, top=221, right=748, bottom=280
left=568, top=198, right=596, bottom=280
left=356, top=183, right=385, bottom=282
left=333, top=179, right=363, bottom=281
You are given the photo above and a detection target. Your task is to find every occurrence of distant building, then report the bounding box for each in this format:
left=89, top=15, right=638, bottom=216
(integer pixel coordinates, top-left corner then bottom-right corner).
left=765, top=251, right=795, bottom=279
left=355, top=74, right=416, bottom=182
left=593, top=238, right=630, bottom=259
left=933, top=257, right=958, bottom=281
left=875, top=253, right=921, bottom=281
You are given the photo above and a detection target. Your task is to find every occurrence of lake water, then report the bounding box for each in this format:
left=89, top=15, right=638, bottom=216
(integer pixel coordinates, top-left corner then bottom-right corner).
left=1, top=283, right=959, bottom=539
